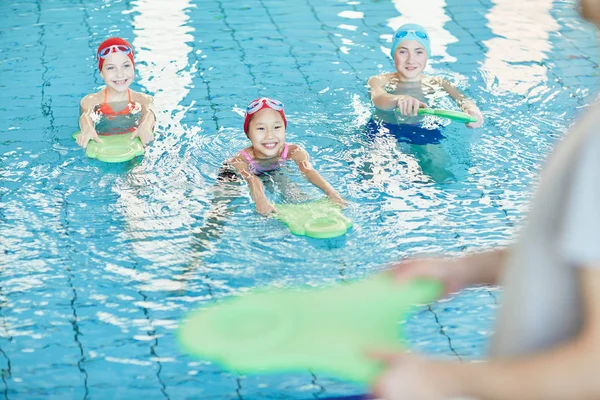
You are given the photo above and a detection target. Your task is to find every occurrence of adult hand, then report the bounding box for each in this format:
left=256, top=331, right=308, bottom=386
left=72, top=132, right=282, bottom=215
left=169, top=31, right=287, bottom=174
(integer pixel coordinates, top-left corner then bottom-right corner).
left=369, top=350, right=455, bottom=400
left=76, top=129, right=102, bottom=149
left=397, top=95, right=427, bottom=117
left=387, top=257, right=471, bottom=297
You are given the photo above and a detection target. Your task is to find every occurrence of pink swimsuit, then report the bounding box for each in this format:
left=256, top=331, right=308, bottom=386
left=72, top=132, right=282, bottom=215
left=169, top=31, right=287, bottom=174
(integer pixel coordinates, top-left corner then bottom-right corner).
left=239, top=143, right=289, bottom=175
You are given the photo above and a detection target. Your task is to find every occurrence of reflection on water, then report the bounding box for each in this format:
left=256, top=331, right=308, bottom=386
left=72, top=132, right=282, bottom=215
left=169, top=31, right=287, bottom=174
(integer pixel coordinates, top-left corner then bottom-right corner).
left=482, top=0, right=557, bottom=95
left=116, top=0, right=198, bottom=281
left=132, top=0, right=195, bottom=113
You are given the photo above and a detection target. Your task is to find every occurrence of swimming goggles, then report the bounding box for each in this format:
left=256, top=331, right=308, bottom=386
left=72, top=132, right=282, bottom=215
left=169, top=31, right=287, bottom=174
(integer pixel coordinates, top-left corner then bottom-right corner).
left=97, top=45, right=132, bottom=59
left=246, top=98, right=284, bottom=114
left=394, top=30, right=428, bottom=40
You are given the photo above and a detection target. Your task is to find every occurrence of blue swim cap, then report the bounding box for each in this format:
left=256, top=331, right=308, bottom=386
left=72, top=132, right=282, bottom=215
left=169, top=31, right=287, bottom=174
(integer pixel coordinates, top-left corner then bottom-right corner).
left=390, top=23, right=431, bottom=59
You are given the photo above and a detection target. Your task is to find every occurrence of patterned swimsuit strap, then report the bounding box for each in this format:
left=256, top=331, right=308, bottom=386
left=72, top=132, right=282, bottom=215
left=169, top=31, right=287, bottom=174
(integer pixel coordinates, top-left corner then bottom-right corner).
left=239, top=149, right=255, bottom=164
left=280, top=143, right=289, bottom=160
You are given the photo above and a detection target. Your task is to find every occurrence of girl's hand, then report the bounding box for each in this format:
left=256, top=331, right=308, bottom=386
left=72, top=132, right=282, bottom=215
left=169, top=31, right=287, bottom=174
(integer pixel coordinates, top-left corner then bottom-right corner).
left=465, top=107, right=484, bottom=129
left=328, top=192, right=347, bottom=208
left=255, top=200, right=276, bottom=216
left=397, top=95, right=427, bottom=117
left=131, top=128, right=154, bottom=146
left=76, top=129, right=102, bottom=149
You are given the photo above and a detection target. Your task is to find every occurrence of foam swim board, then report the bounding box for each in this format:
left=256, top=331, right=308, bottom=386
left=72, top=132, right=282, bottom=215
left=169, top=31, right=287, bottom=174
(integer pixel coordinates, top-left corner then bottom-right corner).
left=417, top=108, right=478, bottom=123
left=177, top=274, right=442, bottom=384
left=72, top=131, right=144, bottom=163
left=274, top=198, right=352, bottom=239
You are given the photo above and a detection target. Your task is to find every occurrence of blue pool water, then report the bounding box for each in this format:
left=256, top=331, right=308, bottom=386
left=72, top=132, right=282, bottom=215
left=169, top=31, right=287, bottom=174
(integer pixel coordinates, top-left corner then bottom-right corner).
left=1, top=0, right=600, bottom=398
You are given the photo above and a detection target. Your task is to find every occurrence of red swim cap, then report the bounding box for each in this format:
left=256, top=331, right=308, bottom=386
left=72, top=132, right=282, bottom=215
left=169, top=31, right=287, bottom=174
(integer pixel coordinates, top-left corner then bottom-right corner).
left=97, top=37, right=135, bottom=71
left=243, top=98, right=287, bottom=134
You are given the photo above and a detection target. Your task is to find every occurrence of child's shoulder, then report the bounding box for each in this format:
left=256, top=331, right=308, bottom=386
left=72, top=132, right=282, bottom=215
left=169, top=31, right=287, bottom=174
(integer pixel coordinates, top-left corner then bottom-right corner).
left=286, top=143, right=308, bottom=159
left=229, top=150, right=252, bottom=173
left=231, top=146, right=252, bottom=161
left=80, top=90, right=103, bottom=108
left=130, top=90, right=154, bottom=105
left=368, top=72, right=397, bottom=86
left=286, top=143, right=303, bottom=152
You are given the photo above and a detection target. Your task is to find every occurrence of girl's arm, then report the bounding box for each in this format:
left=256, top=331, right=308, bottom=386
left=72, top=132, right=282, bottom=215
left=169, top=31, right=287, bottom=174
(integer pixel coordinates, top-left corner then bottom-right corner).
left=230, top=155, right=276, bottom=215
left=132, top=92, right=156, bottom=146
left=368, top=74, right=401, bottom=111
left=289, top=145, right=345, bottom=206
left=77, top=94, right=102, bottom=149
left=368, top=74, right=427, bottom=115
left=439, top=78, right=484, bottom=128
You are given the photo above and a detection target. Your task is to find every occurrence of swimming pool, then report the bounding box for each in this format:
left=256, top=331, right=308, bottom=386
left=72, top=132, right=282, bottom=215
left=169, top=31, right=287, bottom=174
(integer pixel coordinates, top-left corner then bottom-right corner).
left=1, top=0, right=599, bottom=398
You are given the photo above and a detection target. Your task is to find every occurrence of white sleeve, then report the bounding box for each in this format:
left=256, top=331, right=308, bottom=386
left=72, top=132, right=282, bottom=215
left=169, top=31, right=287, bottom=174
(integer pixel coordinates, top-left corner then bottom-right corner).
left=561, top=131, right=600, bottom=265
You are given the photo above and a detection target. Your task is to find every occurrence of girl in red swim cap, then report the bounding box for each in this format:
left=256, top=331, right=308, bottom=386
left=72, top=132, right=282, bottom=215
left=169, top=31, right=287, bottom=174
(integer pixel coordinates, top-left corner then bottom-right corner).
left=173, top=98, right=346, bottom=286
left=77, top=37, right=156, bottom=149
left=223, top=97, right=345, bottom=215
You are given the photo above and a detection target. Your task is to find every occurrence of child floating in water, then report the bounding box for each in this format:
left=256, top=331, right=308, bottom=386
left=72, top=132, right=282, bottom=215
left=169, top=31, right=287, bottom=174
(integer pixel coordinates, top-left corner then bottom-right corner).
left=77, top=37, right=155, bottom=149
left=173, top=97, right=347, bottom=284
left=368, top=23, right=484, bottom=130
left=222, top=97, right=345, bottom=215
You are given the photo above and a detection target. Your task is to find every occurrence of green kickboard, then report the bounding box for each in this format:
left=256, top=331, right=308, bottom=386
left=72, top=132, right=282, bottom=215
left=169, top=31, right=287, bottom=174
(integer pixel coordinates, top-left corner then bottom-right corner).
left=177, top=274, right=443, bottom=384
left=416, top=108, right=478, bottom=123
left=274, top=199, right=353, bottom=239
left=72, top=131, right=144, bottom=163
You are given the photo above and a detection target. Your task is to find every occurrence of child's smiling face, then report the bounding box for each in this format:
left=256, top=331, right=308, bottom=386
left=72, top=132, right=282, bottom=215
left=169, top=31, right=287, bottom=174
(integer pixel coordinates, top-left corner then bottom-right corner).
left=100, top=52, right=135, bottom=93
left=247, top=108, right=286, bottom=159
left=393, top=40, right=428, bottom=81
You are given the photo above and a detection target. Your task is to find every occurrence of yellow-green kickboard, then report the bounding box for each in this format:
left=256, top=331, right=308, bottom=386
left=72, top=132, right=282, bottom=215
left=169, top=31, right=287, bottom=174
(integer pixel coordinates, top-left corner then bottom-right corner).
left=274, top=198, right=353, bottom=239
left=72, top=131, right=144, bottom=163
left=177, top=274, right=442, bottom=384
